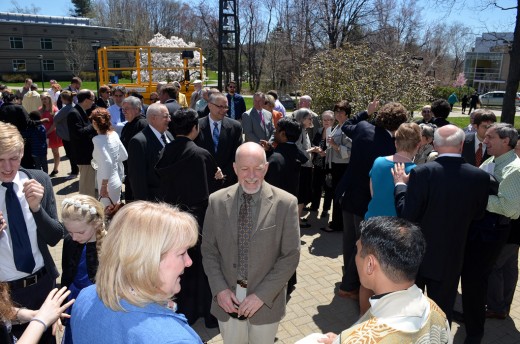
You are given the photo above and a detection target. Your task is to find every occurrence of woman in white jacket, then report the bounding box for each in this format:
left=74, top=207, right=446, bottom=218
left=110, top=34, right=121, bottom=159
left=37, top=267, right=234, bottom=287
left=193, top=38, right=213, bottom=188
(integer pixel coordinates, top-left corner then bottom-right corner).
left=89, top=108, right=128, bottom=207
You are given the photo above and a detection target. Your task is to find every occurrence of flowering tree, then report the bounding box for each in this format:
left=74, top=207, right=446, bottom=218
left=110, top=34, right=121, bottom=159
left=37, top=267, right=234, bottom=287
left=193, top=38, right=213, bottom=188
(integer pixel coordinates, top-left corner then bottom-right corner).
left=300, top=43, right=435, bottom=114
left=132, top=33, right=205, bottom=83
left=453, top=72, right=467, bottom=88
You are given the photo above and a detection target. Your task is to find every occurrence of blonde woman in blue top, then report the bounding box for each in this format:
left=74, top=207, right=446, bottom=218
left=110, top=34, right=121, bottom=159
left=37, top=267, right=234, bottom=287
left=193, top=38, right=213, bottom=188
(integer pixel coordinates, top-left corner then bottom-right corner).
left=360, top=122, right=422, bottom=315
left=71, top=201, right=202, bottom=344
left=365, top=122, right=422, bottom=219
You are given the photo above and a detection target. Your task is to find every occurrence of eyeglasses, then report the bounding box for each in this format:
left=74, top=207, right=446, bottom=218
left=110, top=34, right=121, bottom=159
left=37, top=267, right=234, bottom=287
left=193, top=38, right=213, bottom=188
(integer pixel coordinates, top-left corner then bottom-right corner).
left=210, top=102, right=229, bottom=110
left=113, top=94, right=124, bottom=98
left=156, top=114, right=171, bottom=119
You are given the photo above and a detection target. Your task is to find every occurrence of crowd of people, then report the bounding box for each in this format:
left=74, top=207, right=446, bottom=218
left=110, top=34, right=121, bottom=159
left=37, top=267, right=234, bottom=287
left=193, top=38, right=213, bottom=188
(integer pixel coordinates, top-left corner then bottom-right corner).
left=0, top=76, right=519, bottom=344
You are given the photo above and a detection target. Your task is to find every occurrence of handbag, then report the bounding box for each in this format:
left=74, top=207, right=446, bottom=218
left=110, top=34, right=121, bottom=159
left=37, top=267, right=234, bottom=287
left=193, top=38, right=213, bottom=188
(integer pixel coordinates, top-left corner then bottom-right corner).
left=99, top=196, right=124, bottom=220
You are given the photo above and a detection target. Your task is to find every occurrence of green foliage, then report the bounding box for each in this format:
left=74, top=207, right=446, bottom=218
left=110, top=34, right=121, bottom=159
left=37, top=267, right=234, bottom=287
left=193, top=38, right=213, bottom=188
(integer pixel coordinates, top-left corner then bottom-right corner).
left=299, top=43, right=435, bottom=115
left=432, top=86, right=475, bottom=101
left=1, top=74, right=33, bottom=83
left=121, top=71, right=132, bottom=80
left=71, top=0, right=92, bottom=17
left=78, top=71, right=97, bottom=81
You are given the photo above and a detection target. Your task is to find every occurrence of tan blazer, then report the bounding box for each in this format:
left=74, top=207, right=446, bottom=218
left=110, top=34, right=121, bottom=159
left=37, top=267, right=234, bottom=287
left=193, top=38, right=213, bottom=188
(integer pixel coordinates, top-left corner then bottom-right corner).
left=201, top=181, right=300, bottom=325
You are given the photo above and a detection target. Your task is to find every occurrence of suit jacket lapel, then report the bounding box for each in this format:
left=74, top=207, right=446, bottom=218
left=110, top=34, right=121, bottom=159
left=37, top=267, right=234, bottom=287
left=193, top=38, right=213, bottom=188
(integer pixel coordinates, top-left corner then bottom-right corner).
left=225, top=184, right=240, bottom=243
left=253, top=182, right=274, bottom=235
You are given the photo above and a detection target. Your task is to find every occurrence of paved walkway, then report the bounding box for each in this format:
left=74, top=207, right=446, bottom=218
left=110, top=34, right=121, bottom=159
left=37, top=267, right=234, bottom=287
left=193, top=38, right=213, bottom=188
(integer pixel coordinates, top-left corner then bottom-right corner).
left=46, top=148, right=520, bottom=343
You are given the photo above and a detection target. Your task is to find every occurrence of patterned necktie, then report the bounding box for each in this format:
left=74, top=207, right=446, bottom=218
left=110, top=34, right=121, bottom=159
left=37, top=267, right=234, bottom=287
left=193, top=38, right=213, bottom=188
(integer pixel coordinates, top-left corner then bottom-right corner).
left=212, top=122, right=220, bottom=152
left=237, top=193, right=253, bottom=279
left=160, top=133, right=168, bottom=146
left=2, top=182, right=35, bottom=273
left=119, top=107, right=125, bottom=122
left=475, top=142, right=483, bottom=167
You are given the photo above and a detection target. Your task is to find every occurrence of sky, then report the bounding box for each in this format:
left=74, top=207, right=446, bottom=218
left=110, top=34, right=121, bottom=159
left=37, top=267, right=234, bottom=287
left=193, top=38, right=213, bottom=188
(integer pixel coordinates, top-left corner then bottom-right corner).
left=0, top=0, right=517, bottom=37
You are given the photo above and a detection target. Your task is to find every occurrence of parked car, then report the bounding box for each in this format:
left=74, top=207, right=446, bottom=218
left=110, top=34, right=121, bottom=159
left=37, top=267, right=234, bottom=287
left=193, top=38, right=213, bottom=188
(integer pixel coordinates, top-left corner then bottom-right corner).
left=279, top=94, right=296, bottom=110
left=479, top=91, right=520, bottom=107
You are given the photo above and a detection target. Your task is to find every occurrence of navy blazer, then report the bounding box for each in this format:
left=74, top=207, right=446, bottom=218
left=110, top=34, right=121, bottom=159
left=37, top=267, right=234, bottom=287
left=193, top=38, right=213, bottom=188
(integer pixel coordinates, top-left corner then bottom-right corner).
left=194, top=116, right=243, bottom=188
left=394, top=156, right=490, bottom=282
left=127, top=126, right=173, bottom=201
left=462, top=133, right=490, bottom=167
left=336, top=110, right=395, bottom=217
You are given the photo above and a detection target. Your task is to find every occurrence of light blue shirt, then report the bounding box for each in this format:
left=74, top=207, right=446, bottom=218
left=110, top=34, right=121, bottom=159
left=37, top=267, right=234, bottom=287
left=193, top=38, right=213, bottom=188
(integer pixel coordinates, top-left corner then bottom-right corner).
left=71, top=285, right=203, bottom=344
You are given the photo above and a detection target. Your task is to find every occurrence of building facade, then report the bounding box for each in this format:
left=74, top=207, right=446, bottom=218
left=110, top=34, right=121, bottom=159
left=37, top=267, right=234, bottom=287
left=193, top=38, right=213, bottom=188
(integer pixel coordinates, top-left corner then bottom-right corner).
left=0, top=12, right=127, bottom=81
left=464, top=32, right=513, bottom=93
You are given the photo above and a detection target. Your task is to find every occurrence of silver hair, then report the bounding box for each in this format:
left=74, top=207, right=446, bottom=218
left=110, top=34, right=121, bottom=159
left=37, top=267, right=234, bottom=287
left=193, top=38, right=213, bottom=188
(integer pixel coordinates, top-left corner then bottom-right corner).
left=419, top=123, right=435, bottom=139
left=293, top=108, right=312, bottom=123
left=146, top=103, right=167, bottom=121
left=490, top=123, right=518, bottom=148
left=122, top=96, right=142, bottom=110
left=321, top=110, right=334, bottom=119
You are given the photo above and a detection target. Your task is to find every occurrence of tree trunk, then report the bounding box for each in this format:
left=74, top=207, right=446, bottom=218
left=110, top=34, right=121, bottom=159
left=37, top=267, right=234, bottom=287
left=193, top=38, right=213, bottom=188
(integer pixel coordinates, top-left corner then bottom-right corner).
left=501, top=2, right=520, bottom=125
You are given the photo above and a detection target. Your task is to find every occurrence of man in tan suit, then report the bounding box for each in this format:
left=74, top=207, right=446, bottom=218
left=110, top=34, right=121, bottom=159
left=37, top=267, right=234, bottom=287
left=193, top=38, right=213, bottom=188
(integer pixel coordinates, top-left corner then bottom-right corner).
left=202, top=142, right=300, bottom=344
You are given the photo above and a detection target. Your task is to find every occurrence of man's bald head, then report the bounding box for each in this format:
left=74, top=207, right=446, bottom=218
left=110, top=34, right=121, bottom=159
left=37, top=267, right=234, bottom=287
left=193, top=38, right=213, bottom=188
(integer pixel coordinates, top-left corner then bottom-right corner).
left=433, top=124, right=464, bottom=154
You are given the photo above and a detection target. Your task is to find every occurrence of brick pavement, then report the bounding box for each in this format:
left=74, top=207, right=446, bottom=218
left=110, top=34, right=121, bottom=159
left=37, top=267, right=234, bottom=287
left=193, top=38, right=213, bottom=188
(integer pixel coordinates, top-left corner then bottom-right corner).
left=46, top=147, right=520, bottom=343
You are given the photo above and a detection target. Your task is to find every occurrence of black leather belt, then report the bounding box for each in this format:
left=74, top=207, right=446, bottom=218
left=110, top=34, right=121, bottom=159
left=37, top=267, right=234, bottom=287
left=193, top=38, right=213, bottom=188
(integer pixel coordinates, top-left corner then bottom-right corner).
left=237, top=279, right=248, bottom=288
left=8, top=267, right=47, bottom=290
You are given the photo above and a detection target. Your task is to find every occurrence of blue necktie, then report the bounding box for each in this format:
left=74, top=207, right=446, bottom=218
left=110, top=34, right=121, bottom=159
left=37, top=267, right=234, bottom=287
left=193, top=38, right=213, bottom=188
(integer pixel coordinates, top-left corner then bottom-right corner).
left=120, top=107, right=125, bottom=122
left=213, top=122, right=220, bottom=152
left=2, top=182, right=35, bottom=274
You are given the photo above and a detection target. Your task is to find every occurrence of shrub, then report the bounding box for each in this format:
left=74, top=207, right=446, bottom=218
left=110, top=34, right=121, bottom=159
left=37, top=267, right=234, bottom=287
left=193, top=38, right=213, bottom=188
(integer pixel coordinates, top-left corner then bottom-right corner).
left=1, top=73, right=33, bottom=83
left=79, top=71, right=97, bottom=81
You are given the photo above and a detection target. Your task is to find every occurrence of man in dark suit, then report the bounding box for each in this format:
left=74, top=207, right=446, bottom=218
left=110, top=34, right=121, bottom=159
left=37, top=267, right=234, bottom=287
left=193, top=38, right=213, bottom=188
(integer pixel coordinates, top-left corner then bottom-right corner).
left=393, top=124, right=490, bottom=324
left=67, top=90, right=97, bottom=197
left=335, top=101, right=408, bottom=299
left=461, top=109, right=496, bottom=167
left=225, top=80, right=246, bottom=120
left=414, top=105, right=434, bottom=125
left=459, top=123, right=519, bottom=343
left=242, top=92, right=275, bottom=143
left=127, top=103, right=173, bottom=201
left=195, top=92, right=243, bottom=188
left=202, top=142, right=300, bottom=344
left=120, top=96, right=148, bottom=201
left=265, top=117, right=306, bottom=197
left=0, top=122, right=64, bottom=344
left=431, top=99, right=451, bottom=128
left=156, top=108, right=222, bottom=327
left=159, top=85, right=181, bottom=134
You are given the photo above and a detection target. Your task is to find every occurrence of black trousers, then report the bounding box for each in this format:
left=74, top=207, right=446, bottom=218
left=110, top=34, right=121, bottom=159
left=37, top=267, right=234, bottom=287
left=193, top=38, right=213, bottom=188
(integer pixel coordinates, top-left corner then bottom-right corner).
left=10, top=270, right=56, bottom=344
left=416, top=273, right=460, bottom=325
left=310, top=167, right=333, bottom=212
left=460, top=233, right=509, bottom=343
left=329, top=163, right=348, bottom=230
left=62, top=139, right=79, bottom=175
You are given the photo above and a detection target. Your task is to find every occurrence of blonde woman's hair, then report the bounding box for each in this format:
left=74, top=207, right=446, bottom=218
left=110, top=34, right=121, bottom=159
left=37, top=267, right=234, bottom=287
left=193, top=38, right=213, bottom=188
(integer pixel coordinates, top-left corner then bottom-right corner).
left=0, top=122, right=24, bottom=155
left=395, top=122, right=421, bottom=153
left=40, top=92, right=55, bottom=115
left=95, top=201, right=198, bottom=311
left=61, top=194, right=106, bottom=255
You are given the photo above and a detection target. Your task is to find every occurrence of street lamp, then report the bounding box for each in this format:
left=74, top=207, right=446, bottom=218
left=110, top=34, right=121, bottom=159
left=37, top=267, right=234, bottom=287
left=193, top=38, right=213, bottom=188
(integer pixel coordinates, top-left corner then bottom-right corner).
left=37, top=55, right=44, bottom=90
left=91, top=41, right=101, bottom=94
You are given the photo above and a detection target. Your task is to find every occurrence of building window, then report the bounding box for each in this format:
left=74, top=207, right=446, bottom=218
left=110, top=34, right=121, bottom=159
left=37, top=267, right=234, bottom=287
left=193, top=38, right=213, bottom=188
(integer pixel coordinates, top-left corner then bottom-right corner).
left=112, top=60, right=121, bottom=68
left=112, top=40, right=120, bottom=46
left=40, top=38, right=53, bottom=50
left=10, top=37, right=23, bottom=49
left=12, top=59, right=26, bottom=72
left=43, top=60, right=55, bottom=71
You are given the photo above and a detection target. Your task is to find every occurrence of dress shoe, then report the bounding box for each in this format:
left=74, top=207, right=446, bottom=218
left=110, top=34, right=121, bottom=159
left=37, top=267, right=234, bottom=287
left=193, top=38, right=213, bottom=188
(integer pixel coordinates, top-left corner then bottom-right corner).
left=49, top=170, right=59, bottom=177
left=337, top=288, right=359, bottom=300
left=485, top=310, right=508, bottom=320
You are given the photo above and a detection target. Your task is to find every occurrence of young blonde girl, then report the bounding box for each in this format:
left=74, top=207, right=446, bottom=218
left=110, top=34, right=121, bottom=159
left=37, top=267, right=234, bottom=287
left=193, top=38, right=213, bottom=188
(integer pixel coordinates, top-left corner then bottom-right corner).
left=60, top=195, right=106, bottom=344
